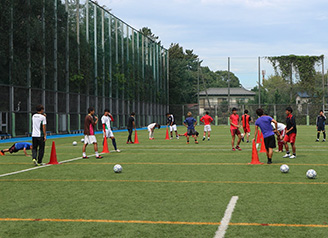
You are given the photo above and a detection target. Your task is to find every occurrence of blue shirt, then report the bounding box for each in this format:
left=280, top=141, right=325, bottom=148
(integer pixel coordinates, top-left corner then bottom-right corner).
left=255, top=116, right=274, bottom=138
left=15, top=142, right=32, bottom=150
left=184, top=117, right=196, bottom=129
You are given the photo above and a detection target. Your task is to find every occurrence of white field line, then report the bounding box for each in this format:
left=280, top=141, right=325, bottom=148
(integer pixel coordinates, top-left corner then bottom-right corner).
left=214, top=196, right=239, bottom=238
left=0, top=154, right=101, bottom=178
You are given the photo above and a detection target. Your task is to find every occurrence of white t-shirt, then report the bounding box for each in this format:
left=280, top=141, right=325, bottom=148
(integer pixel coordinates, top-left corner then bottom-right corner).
left=101, top=115, right=112, bottom=130
left=147, top=123, right=156, bottom=131
left=271, top=122, right=286, bottom=131
left=32, top=113, right=47, bottom=137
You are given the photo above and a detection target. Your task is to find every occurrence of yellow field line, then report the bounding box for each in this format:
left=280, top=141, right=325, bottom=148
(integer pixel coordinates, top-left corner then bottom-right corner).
left=1, top=162, right=328, bottom=166
left=0, top=218, right=327, bottom=228
left=0, top=178, right=327, bottom=185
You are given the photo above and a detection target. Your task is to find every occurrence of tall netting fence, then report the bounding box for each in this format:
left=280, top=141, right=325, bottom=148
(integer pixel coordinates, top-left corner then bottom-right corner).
left=0, top=0, right=169, bottom=137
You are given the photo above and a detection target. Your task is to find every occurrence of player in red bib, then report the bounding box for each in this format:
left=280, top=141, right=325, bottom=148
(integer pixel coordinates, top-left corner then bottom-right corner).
left=241, top=109, right=252, bottom=143
left=230, top=107, right=242, bottom=151
left=200, top=111, right=214, bottom=141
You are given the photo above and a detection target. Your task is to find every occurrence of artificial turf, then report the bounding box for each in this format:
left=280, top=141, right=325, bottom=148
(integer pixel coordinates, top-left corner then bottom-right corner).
left=0, top=125, right=327, bottom=237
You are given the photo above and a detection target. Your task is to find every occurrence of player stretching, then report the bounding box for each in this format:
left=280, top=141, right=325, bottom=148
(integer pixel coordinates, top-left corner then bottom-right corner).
left=242, top=110, right=252, bottom=143
left=101, top=109, right=120, bottom=152
left=147, top=123, right=161, bottom=140
left=316, top=110, right=326, bottom=142
left=283, top=107, right=297, bottom=159
left=183, top=112, right=198, bottom=144
left=166, top=113, right=179, bottom=139
left=254, top=108, right=278, bottom=164
left=200, top=111, right=213, bottom=141
left=82, top=107, right=102, bottom=159
left=271, top=121, right=286, bottom=152
left=230, top=108, right=242, bottom=151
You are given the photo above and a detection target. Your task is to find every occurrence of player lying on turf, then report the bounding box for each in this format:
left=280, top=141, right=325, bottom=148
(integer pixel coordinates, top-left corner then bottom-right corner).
left=101, top=109, right=120, bottom=152
left=200, top=111, right=213, bottom=141
left=316, top=110, right=326, bottom=142
left=183, top=112, right=198, bottom=144
left=0, top=142, right=32, bottom=157
left=147, top=123, right=161, bottom=140
left=254, top=108, right=278, bottom=164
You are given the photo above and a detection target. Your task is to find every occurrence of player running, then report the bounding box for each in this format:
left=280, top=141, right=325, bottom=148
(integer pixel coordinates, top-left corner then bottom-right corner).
left=200, top=111, right=213, bottom=141
left=230, top=108, right=242, bottom=151
left=166, top=113, right=179, bottom=139
left=1, top=142, right=32, bottom=157
left=254, top=108, right=278, bottom=164
left=101, top=109, right=120, bottom=152
left=82, top=107, right=102, bottom=159
left=183, top=112, right=198, bottom=144
left=147, top=123, right=161, bottom=140
left=283, top=107, right=297, bottom=159
left=271, top=120, right=286, bottom=152
left=316, top=110, right=326, bottom=142
left=241, top=109, right=252, bottom=143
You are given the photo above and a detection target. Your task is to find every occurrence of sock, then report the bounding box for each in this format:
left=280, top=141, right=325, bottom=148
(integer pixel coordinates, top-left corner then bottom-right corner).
left=286, top=151, right=290, bottom=154
left=95, top=151, right=99, bottom=157
left=324, top=132, right=326, bottom=139
left=83, top=152, right=86, bottom=157
left=317, top=132, right=320, bottom=139
left=112, top=138, right=117, bottom=150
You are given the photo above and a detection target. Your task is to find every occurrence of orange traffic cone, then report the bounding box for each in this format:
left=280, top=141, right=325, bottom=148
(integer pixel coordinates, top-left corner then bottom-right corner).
left=102, top=136, right=110, bottom=153
left=259, top=133, right=267, bottom=153
left=48, top=141, right=59, bottom=164
left=256, top=130, right=261, bottom=144
left=165, top=127, right=170, bottom=140
left=134, top=130, right=139, bottom=144
left=249, top=139, right=264, bottom=165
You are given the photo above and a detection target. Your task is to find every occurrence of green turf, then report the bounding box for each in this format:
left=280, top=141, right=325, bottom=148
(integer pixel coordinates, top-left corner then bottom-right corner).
left=0, top=126, right=327, bottom=237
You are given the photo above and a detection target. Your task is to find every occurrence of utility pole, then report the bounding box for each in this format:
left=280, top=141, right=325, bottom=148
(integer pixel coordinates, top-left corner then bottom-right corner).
left=258, top=56, right=261, bottom=107
left=228, top=57, right=230, bottom=112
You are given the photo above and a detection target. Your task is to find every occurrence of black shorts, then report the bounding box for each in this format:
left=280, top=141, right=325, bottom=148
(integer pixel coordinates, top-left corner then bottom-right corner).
left=8, top=144, right=19, bottom=153
left=318, top=126, right=325, bottom=131
left=264, top=135, right=276, bottom=150
left=187, top=129, right=196, bottom=136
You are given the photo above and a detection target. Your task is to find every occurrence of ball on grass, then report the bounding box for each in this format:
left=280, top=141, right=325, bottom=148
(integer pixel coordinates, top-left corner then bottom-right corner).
left=280, top=164, right=289, bottom=173
left=81, top=138, right=84, bottom=143
left=72, top=141, right=77, bottom=146
left=306, top=169, right=317, bottom=179
left=113, top=164, right=122, bottom=173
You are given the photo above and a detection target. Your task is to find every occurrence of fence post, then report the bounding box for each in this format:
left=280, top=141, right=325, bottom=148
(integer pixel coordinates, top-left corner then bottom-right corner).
left=274, top=104, right=277, bottom=120
left=11, top=112, right=16, bottom=137
left=306, top=104, right=310, bottom=126
left=215, top=105, right=218, bottom=126
left=197, top=116, right=200, bottom=126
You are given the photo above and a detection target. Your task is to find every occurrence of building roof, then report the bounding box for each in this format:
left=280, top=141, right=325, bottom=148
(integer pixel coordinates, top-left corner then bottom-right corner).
left=199, top=87, right=255, bottom=97
left=296, top=92, right=310, bottom=98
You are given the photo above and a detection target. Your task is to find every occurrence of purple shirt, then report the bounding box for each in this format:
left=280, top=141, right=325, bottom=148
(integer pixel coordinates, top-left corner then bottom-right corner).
left=255, top=116, right=274, bottom=138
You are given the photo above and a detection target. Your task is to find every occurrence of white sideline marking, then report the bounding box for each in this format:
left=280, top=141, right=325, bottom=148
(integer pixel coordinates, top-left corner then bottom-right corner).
left=0, top=154, right=100, bottom=178
left=214, top=196, right=239, bottom=238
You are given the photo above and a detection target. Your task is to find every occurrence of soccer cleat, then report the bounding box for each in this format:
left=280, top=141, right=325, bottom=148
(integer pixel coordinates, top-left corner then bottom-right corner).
left=176, top=136, right=179, bottom=139
left=186, top=141, right=190, bottom=144
left=195, top=141, right=198, bottom=144
left=323, top=139, right=326, bottom=142
left=267, top=159, right=272, bottom=164
left=315, top=139, right=319, bottom=142
left=289, top=155, right=296, bottom=159
left=83, top=156, right=89, bottom=159
left=246, top=140, right=249, bottom=143
left=0, top=150, right=4, bottom=156
left=115, top=149, right=121, bottom=153
left=32, top=159, right=38, bottom=166
left=96, top=155, right=103, bottom=159
left=236, top=146, right=242, bottom=151
left=170, top=137, right=173, bottom=140
left=283, top=153, right=290, bottom=158
left=202, top=137, right=205, bottom=141
left=232, top=148, right=236, bottom=151
left=208, top=138, right=210, bottom=141
left=241, top=137, right=244, bottom=142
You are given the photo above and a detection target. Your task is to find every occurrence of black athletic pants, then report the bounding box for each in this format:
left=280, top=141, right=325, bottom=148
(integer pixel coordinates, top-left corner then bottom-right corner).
left=127, top=128, right=133, bottom=142
left=32, top=137, right=45, bottom=163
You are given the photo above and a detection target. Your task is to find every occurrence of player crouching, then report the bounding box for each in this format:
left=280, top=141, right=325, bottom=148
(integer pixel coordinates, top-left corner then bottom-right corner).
left=147, top=123, right=161, bottom=140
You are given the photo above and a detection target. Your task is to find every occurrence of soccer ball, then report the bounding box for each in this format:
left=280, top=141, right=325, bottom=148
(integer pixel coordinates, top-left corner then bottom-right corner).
left=306, top=169, right=317, bottom=179
left=280, top=164, right=289, bottom=173
left=81, top=138, right=84, bottom=143
left=113, top=164, right=123, bottom=173
left=72, top=141, right=77, bottom=146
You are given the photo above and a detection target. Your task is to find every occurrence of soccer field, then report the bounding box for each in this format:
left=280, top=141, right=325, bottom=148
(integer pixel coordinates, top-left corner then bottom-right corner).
left=0, top=125, right=327, bottom=238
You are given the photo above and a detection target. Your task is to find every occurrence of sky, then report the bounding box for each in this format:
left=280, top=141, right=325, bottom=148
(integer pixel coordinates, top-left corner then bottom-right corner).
left=98, top=0, right=327, bottom=89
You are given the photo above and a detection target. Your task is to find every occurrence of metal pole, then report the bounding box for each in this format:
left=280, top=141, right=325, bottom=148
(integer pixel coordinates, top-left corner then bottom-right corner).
left=322, top=56, right=325, bottom=111
left=94, top=4, right=98, bottom=115
left=197, top=59, right=200, bottom=115
left=65, top=0, right=70, bottom=133
left=54, top=0, right=58, bottom=134
left=258, top=56, right=261, bottom=107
